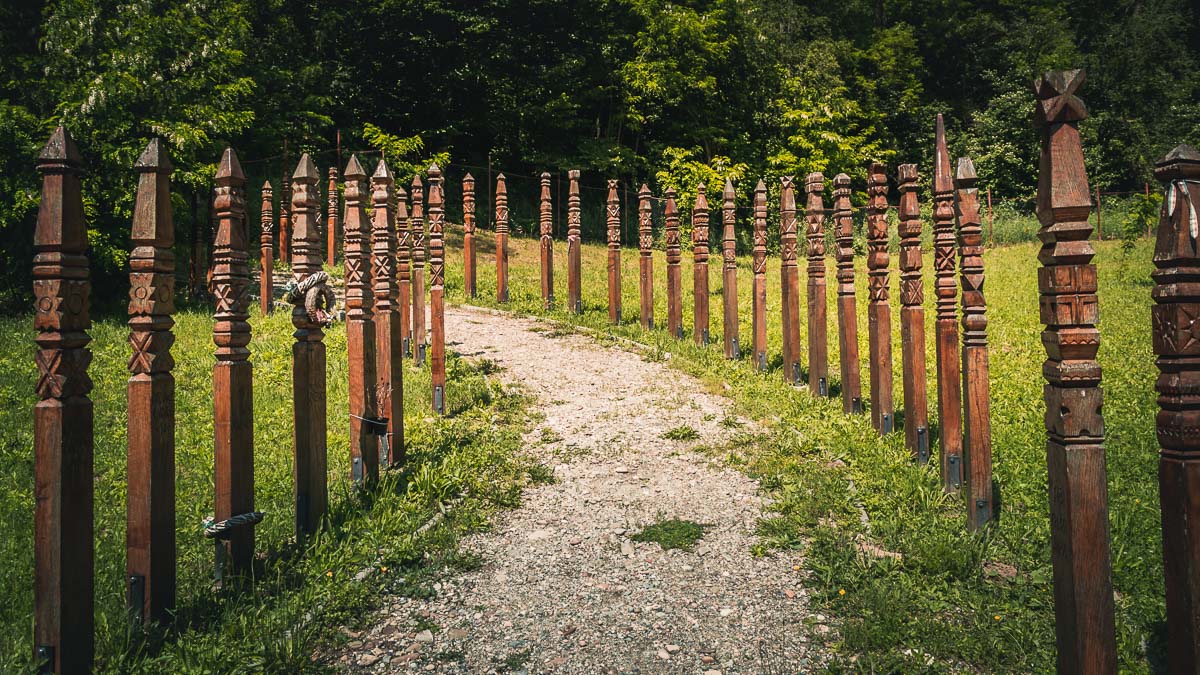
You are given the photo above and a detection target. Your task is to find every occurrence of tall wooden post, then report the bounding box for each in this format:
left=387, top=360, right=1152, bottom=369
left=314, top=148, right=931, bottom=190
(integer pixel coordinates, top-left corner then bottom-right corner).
left=722, top=179, right=739, bottom=358
left=934, top=114, right=965, bottom=490
left=127, top=139, right=176, bottom=625
left=372, top=160, right=404, bottom=468
left=1034, top=69, right=1117, bottom=674
left=463, top=173, right=477, bottom=298
left=411, top=176, right=427, bottom=365
left=955, top=157, right=994, bottom=529
left=540, top=172, right=554, bottom=309
left=805, top=173, right=828, bottom=395
left=290, top=154, right=331, bottom=538
left=607, top=180, right=622, bottom=323
left=396, top=185, right=412, bottom=356
left=898, top=164, right=930, bottom=462
left=666, top=188, right=683, bottom=338
left=33, top=127, right=93, bottom=673
left=327, top=167, right=339, bottom=265
left=1153, top=143, right=1200, bottom=672
left=259, top=182, right=274, bottom=315
left=429, top=164, right=447, bottom=414
left=780, top=177, right=801, bottom=384
left=343, top=156, right=377, bottom=486
left=752, top=180, right=768, bottom=370
left=693, top=184, right=711, bottom=346
left=866, top=162, right=894, bottom=433
left=638, top=184, right=654, bottom=329
left=833, top=173, right=863, bottom=414
left=495, top=173, right=509, bottom=303
left=568, top=170, right=583, bottom=313
left=280, top=176, right=291, bottom=264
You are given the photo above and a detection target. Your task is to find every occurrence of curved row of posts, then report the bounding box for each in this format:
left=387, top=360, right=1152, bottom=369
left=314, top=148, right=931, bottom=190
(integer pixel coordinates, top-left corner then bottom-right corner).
left=24, top=69, right=1200, bottom=673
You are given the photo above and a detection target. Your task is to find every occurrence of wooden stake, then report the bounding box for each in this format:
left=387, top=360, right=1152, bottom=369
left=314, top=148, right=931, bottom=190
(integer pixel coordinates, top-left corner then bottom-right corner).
left=1153, top=143, right=1200, bottom=672
left=429, top=164, right=447, bottom=414
left=327, top=167, right=339, bottom=265
left=495, top=173, right=509, bottom=303
left=866, top=162, right=894, bottom=433
left=934, top=114, right=964, bottom=490
left=540, top=172, right=554, bottom=309
left=33, top=126, right=93, bottom=673
left=259, top=183, right=274, bottom=315
left=693, top=184, right=711, bottom=346
left=607, top=180, right=622, bottom=323
left=343, top=156, right=377, bottom=486
left=568, top=170, right=583, bottom=313
left=638, top=184, right=654, bottom=329
left=1033, top=69, right=1117, bottom=674
left=986, top=187, right=994, bottom=243
left=371, top=160, right=404, bottom=467
left=280, top=176, right=291, bottom=265
left=411, top=176, right=427, bottom=365
left=396, top=185, right=412, bottom=356
left=722, top=179, right=739, bottom=358
left=833, top=173, right=862, bottom=413
left=752, top=180, right=768, bottom=370
left=780, top=177, right=801, bottom=384
left=127, top=139, right=176, bottom=625
left=805, top=173, right=829, bottom=396
left=666, top=189, right=683, bottom=338
left=463, top=173, right=477, bottom=298
left=898, top=164, right=929, bottom=461
left=1095, top=186, right=1103, bottom=241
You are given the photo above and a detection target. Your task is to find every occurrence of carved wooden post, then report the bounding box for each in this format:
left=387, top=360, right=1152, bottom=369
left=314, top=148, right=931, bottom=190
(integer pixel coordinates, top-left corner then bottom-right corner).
left=495, top=173, right=509, bottom=303
left=833, top=173, right=862, bottom=413
left=897, top=164, right=930, bottom=462
left=290, top=154, right=333, bottom=538
left=693, top=184, right=711, bottom=346
left=1034, top=69, right=1117, bottom=673
left=753, top=180, right=768, bottom=370
left=866, top=162, right=894, bottom=433
left=722, top=178, right=739, bottom=358
left=781, top=177, right=802, bottom=384
left=411, top=175, right=427, bottom=365
left=463, top=173, right=477, bottom=298
left=608, top=180, right=622, bottom=323
left=666, top=188, right=683, bottom=338
left=343, top=156, right=377, bottom=486
left=397, top=185, right=412, bottom=356
left=429, top=163, right=447, bottom=414
left=372, top=160, right=404, bottom=468
left=955, top=157, right=994, bottom=529
left=805, top=172, right=828, bottom=395
left=638, top=184, right=654, bottom=329
left=934, top=114, right=964, bottom=490
left=540, top=172, right=554, bottom=309
left=280, top=176, right=291, bottom=264
left=327, top=167, right=339, bottom=264
left=127, top=139, right=176, bottom=625
left=1154, top=144, right=1200, bottom=671
left=259, top=182, right=274, bottom=315
left=33, top=127, right=93, bottom=673
left=568, top=170, right=582, bottom=313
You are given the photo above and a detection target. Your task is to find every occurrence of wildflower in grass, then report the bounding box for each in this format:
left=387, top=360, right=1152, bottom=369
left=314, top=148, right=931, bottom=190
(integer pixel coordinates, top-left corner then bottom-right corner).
left=838, top=589, right=846, bottom=596
left=994, top=615, right=1001, bottom=621
left=326, top=570, right=333, bottom=578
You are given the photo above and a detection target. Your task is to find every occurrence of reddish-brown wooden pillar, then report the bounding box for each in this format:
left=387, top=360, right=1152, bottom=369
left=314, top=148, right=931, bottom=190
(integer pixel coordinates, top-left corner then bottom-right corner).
left=805, top=173, right=828, bottom=396
left=327, top=166, right=339, bottom=264
left=463, top=173, right=477, bottom=298
left=866, top=162, right=894, bottom=433
left=343, top=156, right=377, bottom=486
left=411, top=176, right=427, bottom=365
left=280, top=176, right=291, bottom=264
left=33, top=126, right=93, bottom=673
left=540, top=172, right=554, bottom=309
left=897, top=164, right=930, bottom=462
left=638, top=184, right=654, bottom=329
left=127, top=139, right=176, bottom=625
left=954, top=157, right=994, bottom=529
left=495, top=173, right=510, bottom=303
left=396, top=185, right=412, bottom=356
left=211, top=147, right=257, bottom=578
left=1153, top=143, right=1200, bottom=672
left=721, top=179, right=739, bottom=358
left=833, top=173, right=862, bottom=414
left=1034, top=69, right=1117, bottom=674
left=607, top=180, right=622, bottom=323
left=567, top=170, right=582, bottom=313
left=259, top=182, right=274, bottom=315
left=429, top=164, right=447, bottom=414
left=780, top=177, right=801, bottom=384
left=371, top=160, right=404, bottom=468
left=665, top=189, right=683, bottom=338
left=290, top=154, right=331, bottom=538
left=752, top=180, right=768, bottom=370
left=934, top=114, right=964, bottom=490
left=693, top=184, right=711, bottom=346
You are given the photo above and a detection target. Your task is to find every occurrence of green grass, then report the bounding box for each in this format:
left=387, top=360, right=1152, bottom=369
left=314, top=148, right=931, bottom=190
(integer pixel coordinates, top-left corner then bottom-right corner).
left=631, top=518, right=708, bottom=552
left=0, top=300, right=540, bottom=671
left=661, top=425, right=701, bottom=441
left=444, top=220, right=1162, bottom=672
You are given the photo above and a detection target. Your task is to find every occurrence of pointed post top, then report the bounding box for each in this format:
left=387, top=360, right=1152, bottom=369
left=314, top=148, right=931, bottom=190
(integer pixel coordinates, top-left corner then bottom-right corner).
left=135, top=138, right=173, bottom=173
left=639, top=183, right=650, bottom=195
left=262, top=179, right=273, bottom=191
left=780, top=176, right=795, bottom=211
left=216, top=147, right=245, bottom=184
left=754, top=180, right=767, bottom=205
left=496, top=173, right=507, bottom=194
left=934, top=114, right=953, bottom=193
left=756, top=178, right=767, bottom=192
left=292, top=152, right=318, bottom=181
left=665, top=188, right=678, bottom=214
left=607, top=179, right=619, bottom=195
left=37, top=125, right=82, bottom=167
left=464, top=172, right=474, bottom=184
left=428, top=162, right=442, bottom=179
left=1155, top=144, right=1200, bottom=181
left=955, top=157, right=978, bottom=187
left=723, top=177, right=735, bottom=198
left=372, top=159, right=393, bottom=182
left=541, top=171, right=551, bottom=180
left=695, top=183, right=709, bottom=210
left=344, top=154, right=367, bottom=179
left=411, top=174, right=423, bottom=189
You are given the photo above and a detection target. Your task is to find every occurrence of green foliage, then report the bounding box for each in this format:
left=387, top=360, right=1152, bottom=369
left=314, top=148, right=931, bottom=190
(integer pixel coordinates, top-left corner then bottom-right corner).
left=631, top=518, right=708, bottom=552
left=1121, top=192, right=1162, bottom=253
left=361, top=123, right=451, bottom=181
left=661, top=425, right=701, bottom=441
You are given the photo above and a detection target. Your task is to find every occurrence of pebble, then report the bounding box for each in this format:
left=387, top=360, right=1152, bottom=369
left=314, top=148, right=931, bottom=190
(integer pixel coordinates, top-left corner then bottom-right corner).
left=665, top=644, right=681, bottom=654
left=569, top=537, right=583, bottom=546
left=356, top=653, right=379, bottom=667
left=719, top=608, right=734, bottom=617
left=415, top=630, right=435, bottom=643
left=701, top=655, right=716, bottom=664
left=657, top=649, right=671, bottom=660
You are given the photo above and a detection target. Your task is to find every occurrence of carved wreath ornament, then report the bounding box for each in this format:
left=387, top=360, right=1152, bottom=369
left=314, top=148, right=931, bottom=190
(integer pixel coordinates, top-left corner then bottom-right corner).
left=285, top=271, right=336, bottom=327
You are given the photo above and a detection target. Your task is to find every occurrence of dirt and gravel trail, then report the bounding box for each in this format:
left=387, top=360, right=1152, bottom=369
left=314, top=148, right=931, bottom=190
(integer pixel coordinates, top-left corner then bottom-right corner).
left=335, top=305, right=823, bottom=674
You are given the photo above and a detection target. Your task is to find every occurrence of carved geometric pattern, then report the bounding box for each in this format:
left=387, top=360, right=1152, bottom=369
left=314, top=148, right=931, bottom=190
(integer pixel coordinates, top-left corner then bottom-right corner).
left=36, top=347, right=92, bottom=399
left=34, top=279, right=89, bottom=332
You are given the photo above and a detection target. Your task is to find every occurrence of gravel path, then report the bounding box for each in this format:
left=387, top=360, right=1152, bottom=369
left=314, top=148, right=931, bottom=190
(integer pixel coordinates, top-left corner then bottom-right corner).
left=334, top=305, right=823, bottom=674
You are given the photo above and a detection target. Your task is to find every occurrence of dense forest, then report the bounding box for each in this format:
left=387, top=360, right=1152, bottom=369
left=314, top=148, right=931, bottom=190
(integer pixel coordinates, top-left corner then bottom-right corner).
left=2, top=0, right=1197, bottom=310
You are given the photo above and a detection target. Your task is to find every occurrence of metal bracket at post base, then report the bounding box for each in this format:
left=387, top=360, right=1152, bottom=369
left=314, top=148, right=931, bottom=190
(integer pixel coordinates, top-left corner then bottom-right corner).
left=946, top=454, right=962, bottom=490
left=574, top=300, right=582, bottom=314
left=818, top=377, right=828, bottom=397
left=36, top=645, right=53, bottom=674
left=352, top=456, right=363, bottom=484
left=702, top=328, right=709, bottom=345
left=730, top=337, right=740, bottom=359
left=851, top=396, right=863, bottom=414
left=127, top=573, right=145, bottom=626
left=792, top=362, right=802, bottom=386
left=433, top=385, right=444, bottom=415
left=916, top=426, right=929, bottom=464
left=402, top=336, right=411, bottom=357
left=416, top=343, right=426, bottom=367
left=975, top=498, right=991, bottom=527
left=881, top=412, right=893, bottom=434
left=757, top=352, right=766, bottom=371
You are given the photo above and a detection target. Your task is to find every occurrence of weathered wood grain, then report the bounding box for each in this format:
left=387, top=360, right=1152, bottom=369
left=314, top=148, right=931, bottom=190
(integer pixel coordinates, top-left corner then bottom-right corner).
left=780, top=177, right=801, bottom=384
left=608, top=180, right=622, bottom=323
left=833, top=173, right=862, bottom=414
left=540, top=172, right=554, bottom=310
left=343, top=155, right=377, bottom=485
left=934, top=114, right=964, bottom=490
left=371, top=160, right=404, bottom=468
left=639, top=184, right=654, bottom=329
left=666, top=189, right=683, bottom=338
left=866, top=162, right=894, bottom=433
left=429, top=163, right=447, bottom=414
left=463, top=173, right=477, bottom=298
left=722, top=178, right=739, bottom=358
left=805, top=172, right=828, bottom=396
left=495, top=173, right=510, bottom=303
left=411, top=175, right=427, bottom=365
left=693, top=184, right=711, bottom=346
left=898, top=163, right=929, bottom=461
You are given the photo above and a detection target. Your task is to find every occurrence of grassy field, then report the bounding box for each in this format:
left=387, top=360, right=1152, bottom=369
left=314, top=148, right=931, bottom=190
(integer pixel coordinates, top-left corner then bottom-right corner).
left=443, top=222, right=1161, bottom=672
left=0, top=299, right=545, bottom=671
